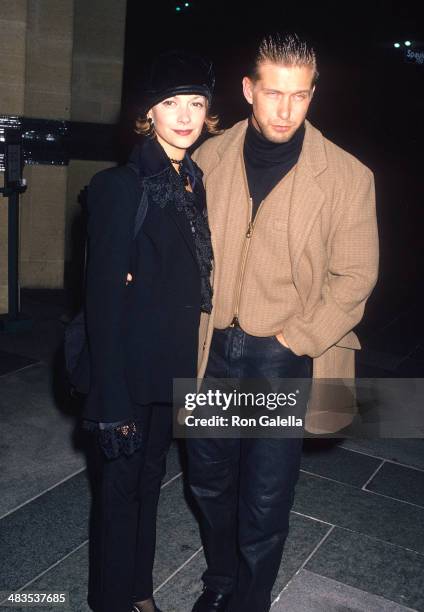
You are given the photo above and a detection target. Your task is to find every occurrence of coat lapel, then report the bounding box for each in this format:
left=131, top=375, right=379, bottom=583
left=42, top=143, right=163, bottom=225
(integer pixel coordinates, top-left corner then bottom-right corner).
left=204, top=122, right=249, bottom=269
left=288, top=121, right=327, bottom=276
left=130, top=137, right=199, bottom=265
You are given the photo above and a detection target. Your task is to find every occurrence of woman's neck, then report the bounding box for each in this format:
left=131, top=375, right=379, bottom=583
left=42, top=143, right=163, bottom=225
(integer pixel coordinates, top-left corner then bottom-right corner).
left=155, top=134, right=185, bottom=162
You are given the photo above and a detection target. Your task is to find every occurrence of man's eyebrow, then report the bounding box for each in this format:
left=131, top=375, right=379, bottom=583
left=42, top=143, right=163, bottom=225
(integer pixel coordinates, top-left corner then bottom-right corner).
left=262, top=88, right=311, bottom=94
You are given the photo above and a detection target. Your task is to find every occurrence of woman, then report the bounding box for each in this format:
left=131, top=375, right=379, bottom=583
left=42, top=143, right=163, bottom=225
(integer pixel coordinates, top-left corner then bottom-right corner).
left=84, top=50, right=217, bottom=612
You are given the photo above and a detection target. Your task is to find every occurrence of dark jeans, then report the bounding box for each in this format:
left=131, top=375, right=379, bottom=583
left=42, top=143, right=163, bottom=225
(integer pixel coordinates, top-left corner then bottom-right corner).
left=187, top=327, right=312, bottom=612
left=88, top=403, right=173, bottom=612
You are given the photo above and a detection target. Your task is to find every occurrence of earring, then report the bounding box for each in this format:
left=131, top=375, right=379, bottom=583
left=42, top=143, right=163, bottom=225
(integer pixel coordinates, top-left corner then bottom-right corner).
left=147, top=116, right=155, bottom=136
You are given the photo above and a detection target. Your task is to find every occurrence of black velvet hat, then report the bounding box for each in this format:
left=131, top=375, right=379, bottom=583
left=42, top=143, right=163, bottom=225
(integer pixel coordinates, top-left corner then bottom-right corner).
left=140, top=50, right=215, bottom=113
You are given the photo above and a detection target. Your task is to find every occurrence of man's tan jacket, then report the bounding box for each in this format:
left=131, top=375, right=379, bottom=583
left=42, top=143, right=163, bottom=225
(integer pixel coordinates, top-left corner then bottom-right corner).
left=194, top=119, right=379, bottom=431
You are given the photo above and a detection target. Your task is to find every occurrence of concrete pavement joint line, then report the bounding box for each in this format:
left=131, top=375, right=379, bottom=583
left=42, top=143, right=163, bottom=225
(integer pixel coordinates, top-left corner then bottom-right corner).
left=380, top=456, right=424, bottom=475
left=0, top=540, right=89, bottom=605
left=339, top=445, right=424, bottom=474
left=290, top=510, right=334, bottom=527
left=301, top=464, right=424, bottom=507
left=5, top=466, right=184, bottom=596
left=0, top=467, right=87, bottom=521
left=153, top=546, right=204, bottom=595
left=160, top=471, right=182, bottom=489
left=0, top=467, right=182, bottom=522
left=12, top=539, right=420, bottom=612
left=0, top=361, right=42, bottom=379
left=274, top=570, right=420, bottom=612
left=360, top=487, right=424, bottom=510
left=300, top=468, right=371, bottom=489
left=297, top=468, right=424, bottom=529
left=326, top=525, right=424, bottom=558
left=361, top=459, right=386, bottom=489
left=271, top=525, right=336, bottom=606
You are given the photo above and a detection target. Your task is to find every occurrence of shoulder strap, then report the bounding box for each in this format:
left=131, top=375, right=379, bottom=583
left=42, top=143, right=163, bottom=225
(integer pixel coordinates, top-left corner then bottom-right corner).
left=127, top=162, right=149, bottom=239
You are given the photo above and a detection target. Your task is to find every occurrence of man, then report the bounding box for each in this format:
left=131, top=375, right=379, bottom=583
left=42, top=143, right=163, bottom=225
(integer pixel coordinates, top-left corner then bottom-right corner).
left=188, top=33, right=378, bottom=612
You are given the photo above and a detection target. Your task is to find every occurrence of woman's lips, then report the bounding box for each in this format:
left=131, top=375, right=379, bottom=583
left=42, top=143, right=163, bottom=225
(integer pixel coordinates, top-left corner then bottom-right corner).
left=173, top=129, right=193, bottom=136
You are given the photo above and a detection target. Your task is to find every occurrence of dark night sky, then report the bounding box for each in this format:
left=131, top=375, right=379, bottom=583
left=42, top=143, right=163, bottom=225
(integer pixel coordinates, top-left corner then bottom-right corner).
left=122, top=0, right=424, bottom=337
left=122, top=0, right=423, bottom=163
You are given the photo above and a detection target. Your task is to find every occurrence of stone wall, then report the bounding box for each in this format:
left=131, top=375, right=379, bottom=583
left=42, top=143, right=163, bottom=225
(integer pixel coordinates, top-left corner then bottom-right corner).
left=0, top=0, right=127, bottom=313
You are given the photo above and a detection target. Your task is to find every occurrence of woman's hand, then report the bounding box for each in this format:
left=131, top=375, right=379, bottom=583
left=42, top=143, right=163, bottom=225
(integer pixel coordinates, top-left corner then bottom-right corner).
left=126, top=273, right=133, bottom=285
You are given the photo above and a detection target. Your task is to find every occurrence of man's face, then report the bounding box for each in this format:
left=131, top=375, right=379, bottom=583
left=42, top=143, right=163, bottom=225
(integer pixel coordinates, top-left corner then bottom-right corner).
left=242, top=62, right=315, bottom=143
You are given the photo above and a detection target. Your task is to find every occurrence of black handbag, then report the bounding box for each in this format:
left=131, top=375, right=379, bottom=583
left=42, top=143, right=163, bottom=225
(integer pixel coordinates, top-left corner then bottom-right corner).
left=64, top=165, right=148, bottom=394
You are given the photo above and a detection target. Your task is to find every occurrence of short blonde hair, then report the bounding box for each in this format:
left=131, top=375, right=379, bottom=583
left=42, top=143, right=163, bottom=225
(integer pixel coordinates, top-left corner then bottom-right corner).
left=250, top=33, right=319, bottom=86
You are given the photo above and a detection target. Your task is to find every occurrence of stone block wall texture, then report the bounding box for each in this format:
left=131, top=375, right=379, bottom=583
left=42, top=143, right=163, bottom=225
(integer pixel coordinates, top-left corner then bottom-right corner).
left=0, top=0, right=126, bottom=309
left=0, top=0, right=27, bottom=116
left=24, top=0, right=74, bottom=120
left=71, top=0, right=126, bottom=123
left=17, top=0, right=74, bottom=292
left=19, top=164, right=68, bottom=288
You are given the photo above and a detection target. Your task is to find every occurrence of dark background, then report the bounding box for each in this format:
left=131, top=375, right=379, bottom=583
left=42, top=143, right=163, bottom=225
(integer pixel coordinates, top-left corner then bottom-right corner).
left=123, top=0, right=422, bottom=154
left=122, top=0, right=423, bottom=374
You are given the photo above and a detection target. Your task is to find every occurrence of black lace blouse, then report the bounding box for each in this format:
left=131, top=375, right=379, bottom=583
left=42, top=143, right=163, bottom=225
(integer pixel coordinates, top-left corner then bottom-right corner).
left=173, top=167, right=213, bottom=314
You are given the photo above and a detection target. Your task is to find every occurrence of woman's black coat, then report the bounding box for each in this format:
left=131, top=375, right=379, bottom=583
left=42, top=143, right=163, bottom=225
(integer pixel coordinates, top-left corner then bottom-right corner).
left=84, top=138, right=204, bottom=423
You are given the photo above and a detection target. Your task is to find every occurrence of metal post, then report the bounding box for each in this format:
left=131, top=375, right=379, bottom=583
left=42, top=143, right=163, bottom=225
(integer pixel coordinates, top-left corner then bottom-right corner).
left=0, top=127, right=31, bottom=332
left=8, top=190, right=20, bottom=319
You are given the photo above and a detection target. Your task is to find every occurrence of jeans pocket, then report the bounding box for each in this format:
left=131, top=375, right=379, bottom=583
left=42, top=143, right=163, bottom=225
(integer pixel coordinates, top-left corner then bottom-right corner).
left=271, top=334, right=291, bottom=351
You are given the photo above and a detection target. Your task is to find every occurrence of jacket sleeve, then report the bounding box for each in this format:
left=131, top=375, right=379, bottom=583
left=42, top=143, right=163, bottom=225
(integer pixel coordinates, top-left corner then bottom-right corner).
left=283, top=168, right=379, bottom=358
left=84, top=169, right=135, bottom=422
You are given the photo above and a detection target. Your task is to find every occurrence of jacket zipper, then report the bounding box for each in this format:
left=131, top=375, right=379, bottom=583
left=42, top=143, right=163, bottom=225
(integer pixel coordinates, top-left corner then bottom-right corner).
left=230, top=196, right=266, bottom=327
left=229, top=160, right=297, bottom=328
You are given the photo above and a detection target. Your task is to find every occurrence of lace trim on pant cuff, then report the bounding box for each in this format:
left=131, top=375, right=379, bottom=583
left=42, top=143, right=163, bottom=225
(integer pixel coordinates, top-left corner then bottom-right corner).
left=83, top=419, right=143, bottom=459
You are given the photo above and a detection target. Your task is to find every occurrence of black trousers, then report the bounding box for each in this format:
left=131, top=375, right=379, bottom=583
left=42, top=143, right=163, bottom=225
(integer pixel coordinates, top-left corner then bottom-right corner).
left=88, top=403, right=173, bottom=612
left=187, top=327, right=312, bottom=612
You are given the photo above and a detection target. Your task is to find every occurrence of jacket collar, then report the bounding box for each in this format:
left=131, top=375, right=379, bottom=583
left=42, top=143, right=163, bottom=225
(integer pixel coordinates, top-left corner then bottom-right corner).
left=215, top=118, right=328, bottom=177
left=128, top=136, right=203, bottom=188
left=129, top=136, right=202, bottom=265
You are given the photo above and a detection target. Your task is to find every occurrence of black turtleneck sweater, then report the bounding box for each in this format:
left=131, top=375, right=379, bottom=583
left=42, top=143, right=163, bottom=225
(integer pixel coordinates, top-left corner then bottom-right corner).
left=243, top=118, right=305, bottom=220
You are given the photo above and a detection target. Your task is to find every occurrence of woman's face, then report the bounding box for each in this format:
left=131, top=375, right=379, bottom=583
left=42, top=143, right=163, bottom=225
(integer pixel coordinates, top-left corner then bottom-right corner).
left=148, top=94, right=207, bottom=158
